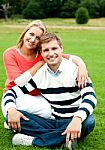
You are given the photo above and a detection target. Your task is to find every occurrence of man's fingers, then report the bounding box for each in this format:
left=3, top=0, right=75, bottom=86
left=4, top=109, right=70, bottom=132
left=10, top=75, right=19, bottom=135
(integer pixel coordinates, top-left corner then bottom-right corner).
left=8, top=122, right=12, bottom=129
left=77, top=131, right=81, bottom=138
left=66, top=132, right=70, bottom=144
left=17, top=122, right=21, bottom=132
left=13, top=122, right=18, bottom=131
left=61, top=130, right=66, bottom=135
left=21, top=114, right=29, bottom=121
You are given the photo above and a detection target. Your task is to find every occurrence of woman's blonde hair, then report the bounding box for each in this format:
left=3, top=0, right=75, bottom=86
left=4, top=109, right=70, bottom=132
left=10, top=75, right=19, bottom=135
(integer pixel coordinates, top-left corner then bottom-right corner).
left=16, top=20, right=47, bottom=50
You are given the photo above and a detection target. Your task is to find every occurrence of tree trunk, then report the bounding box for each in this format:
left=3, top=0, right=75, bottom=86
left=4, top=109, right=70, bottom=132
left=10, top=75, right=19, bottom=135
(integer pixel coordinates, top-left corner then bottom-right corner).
left=2, top=3, right=9, bottom=20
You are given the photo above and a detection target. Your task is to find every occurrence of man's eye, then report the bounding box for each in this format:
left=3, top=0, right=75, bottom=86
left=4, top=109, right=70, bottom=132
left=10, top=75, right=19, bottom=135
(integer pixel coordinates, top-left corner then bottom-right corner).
left=43, top=49, right=49, bottom=52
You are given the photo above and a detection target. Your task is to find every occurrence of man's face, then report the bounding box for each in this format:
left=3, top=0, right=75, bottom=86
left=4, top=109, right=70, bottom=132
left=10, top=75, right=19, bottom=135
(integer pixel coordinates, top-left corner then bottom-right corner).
left=41, top=40, right=63, bottom=70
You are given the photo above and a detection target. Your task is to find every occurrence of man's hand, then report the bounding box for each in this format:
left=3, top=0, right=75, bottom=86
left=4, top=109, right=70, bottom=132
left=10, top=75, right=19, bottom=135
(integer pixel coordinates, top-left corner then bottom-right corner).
left=7, top=108, right=29, bottom=132
left=62, top=117, right=82, bottom=144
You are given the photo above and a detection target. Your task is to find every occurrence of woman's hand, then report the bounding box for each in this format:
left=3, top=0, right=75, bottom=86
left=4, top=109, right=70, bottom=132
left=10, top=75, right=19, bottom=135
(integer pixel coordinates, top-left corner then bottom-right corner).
left=77, top=64, right=89, bottom=88
left=70, top=55, right=89, bottom=88
left=7, top=108, right=29, bottom=132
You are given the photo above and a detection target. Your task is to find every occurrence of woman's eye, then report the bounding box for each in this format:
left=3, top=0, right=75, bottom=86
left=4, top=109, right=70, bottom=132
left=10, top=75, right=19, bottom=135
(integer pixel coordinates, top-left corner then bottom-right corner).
left=36, top=36, right=40, bottom=40
left=30, top=33, right=34, bottom=36
left=52, top=47, right=57, bottom=50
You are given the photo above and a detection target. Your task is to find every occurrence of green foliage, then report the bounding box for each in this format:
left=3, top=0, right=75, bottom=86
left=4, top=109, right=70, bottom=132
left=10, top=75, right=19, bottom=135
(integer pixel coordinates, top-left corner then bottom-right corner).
left=9, top=0, right=29, bottom=15
left=0, top=0, right=3, bottom=5
left=0, top=0, right=105, bottom=19
left=22, top=0, right=46, bottom=19
left=75, top=7, right=89, bottom=24
left=99, top=0, right=105, bottom=17
left=40, top=0, right=61, bottom=17
left=59, top=0, right=79, bottom=18
left=80, top=0, right=100, bottom=18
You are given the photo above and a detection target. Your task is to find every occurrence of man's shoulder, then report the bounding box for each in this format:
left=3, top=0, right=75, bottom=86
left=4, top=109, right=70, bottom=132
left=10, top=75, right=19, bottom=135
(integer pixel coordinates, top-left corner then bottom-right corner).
left=62, top=58, right=77, bottom=69
left=36, top=63, right=47, bottom=75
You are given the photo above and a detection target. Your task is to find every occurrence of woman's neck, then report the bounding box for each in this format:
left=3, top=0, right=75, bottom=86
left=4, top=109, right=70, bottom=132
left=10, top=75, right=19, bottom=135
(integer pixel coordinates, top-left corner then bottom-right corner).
left=18, top=47, right=37, bottom=60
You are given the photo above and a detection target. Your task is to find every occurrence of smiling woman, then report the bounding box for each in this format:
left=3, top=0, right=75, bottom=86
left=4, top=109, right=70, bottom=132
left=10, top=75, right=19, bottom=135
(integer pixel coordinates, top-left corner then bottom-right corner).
left=19, top=26, right=43, bottom=60
left=2, top=20, right=52, bottom=126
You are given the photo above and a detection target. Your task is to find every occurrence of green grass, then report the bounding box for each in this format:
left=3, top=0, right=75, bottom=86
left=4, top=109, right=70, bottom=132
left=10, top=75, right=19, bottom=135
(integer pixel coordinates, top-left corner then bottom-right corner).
left=0, top=18, right=105, bottom=150
left=1, top=17, right=105, bottom=27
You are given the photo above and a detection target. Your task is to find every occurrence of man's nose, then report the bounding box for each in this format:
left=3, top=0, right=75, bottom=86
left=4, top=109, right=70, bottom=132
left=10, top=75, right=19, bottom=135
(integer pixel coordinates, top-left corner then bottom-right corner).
left=48, top=50, right=54, bottom=56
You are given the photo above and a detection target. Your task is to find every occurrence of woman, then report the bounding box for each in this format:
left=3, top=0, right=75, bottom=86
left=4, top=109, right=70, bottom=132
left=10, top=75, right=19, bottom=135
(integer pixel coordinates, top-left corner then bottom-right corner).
left=2, top=20, right=88, bottom=131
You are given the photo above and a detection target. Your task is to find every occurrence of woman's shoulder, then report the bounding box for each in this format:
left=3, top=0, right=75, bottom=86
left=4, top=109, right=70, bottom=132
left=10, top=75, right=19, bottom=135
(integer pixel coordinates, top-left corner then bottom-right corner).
left=3, top=46, right=17, bottom=56
left=36, top=53, right=44, bottom=61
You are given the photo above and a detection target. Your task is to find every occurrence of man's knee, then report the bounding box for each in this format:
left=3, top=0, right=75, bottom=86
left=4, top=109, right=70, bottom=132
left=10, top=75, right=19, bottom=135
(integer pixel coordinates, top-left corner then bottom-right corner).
left=85, top=115, right=95, bottom=130
left=81, top=115, right=95, bottom=138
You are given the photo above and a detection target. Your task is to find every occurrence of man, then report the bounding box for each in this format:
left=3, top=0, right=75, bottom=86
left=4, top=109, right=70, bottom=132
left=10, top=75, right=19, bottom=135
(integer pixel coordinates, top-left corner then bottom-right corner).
left=3, top=32, right=97, bottom=149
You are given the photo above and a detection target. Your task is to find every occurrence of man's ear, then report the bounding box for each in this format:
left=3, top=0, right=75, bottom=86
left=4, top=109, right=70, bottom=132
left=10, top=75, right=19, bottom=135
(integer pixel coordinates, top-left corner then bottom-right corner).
left=41, top=51, right=44, bottom=58
left=41, top=52, right=43, bottom=57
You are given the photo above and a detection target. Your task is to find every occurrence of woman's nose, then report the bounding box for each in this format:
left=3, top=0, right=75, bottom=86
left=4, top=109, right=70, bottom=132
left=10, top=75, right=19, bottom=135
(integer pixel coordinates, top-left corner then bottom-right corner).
left=31, top=36, right=36, bottom=42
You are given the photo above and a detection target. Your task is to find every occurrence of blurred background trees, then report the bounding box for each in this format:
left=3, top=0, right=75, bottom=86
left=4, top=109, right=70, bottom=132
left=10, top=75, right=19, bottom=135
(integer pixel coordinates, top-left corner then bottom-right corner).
left=0, top=0, right=105, bottom=22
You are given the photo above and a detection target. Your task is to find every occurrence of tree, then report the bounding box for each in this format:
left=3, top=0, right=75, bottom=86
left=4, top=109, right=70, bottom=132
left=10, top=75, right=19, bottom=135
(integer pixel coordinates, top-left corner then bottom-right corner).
left=0, top=0, right=10, bottom=20
left=22, top=0, right=46, bottom=19
left=59, top=0, right=80, bottom=18
left=80, top=0, right=100, bottom=18
left=8, top=0, right=29, bottom=16
left=75, top=7, right=89, bottom=24
left=99, top=0, right=105, bottom=17
left=40, top=0, right=61, bottom=17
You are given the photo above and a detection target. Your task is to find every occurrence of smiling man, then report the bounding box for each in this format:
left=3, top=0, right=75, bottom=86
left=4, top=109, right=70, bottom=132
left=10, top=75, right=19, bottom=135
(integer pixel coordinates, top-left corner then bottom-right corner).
left=3, top=32, right=97, bottom=149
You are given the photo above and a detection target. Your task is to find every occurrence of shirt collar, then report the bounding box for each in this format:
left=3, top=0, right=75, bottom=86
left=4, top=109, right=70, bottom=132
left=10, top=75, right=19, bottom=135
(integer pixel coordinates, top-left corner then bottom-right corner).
left=45, top=58, right=67, bottom=76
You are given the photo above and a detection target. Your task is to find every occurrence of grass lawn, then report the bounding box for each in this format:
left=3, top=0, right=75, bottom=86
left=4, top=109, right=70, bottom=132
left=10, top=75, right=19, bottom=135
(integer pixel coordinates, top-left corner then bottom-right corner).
left=0, top=18, right=105, bottom=150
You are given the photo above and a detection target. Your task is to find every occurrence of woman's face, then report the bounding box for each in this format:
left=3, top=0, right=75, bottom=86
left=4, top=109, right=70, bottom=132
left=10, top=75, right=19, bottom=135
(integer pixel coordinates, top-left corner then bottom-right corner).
left=23, top=26, right=43, bottom=50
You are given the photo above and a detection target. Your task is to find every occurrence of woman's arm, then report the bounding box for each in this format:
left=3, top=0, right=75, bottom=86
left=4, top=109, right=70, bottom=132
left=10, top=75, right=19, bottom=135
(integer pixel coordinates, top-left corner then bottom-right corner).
left=3, top=49, right=45, bottom=87
left=71, top=55, right=88, bottom=88
left=14, top=61, right=45, bottom=87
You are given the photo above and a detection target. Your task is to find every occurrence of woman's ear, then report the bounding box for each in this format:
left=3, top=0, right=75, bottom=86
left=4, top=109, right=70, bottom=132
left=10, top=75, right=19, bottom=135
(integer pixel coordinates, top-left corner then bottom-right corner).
left=61, top=45, right=63, bottom=53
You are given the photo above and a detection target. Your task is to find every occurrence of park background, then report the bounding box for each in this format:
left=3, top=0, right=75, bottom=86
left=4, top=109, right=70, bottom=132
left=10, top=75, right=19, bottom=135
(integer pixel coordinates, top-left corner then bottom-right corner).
left=0, top=17, right=105, bottom=150
left=0, top=0, right=105, bottom=150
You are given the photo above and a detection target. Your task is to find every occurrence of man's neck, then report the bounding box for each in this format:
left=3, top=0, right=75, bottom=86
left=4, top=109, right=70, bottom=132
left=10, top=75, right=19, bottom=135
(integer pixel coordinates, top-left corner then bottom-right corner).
left=48, top=60, right=62, bottom=73
left=48, top=65, right=59, bottom=73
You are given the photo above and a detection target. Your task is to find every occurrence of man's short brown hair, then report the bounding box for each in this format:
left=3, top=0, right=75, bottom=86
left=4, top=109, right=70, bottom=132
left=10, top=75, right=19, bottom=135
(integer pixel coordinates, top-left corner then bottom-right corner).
left=40, top=32, right=62, bottom=50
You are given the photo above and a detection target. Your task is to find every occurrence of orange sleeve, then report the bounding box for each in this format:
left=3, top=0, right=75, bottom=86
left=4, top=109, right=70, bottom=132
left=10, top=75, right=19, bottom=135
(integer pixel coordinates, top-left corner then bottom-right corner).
left=3, top=49, right=22, bottom=81
left=62, top=53, right=70, bottom=60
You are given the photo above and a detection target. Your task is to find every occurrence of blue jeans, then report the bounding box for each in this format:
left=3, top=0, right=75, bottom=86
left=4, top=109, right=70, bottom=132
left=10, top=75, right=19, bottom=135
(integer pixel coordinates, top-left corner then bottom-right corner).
left=6, top=110, right=95, bottom=147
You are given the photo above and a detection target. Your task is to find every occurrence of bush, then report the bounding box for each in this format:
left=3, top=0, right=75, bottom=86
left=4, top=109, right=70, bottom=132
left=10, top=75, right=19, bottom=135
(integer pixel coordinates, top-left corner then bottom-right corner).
left=99, top=0, right=105, bottom=17
left=59, top=0, right=79, bottom=18
left=80, top=0, right=100, bottom=18
left=22, top=0, right=46, bottom=19
left=75, top=7, right=89, bottom=24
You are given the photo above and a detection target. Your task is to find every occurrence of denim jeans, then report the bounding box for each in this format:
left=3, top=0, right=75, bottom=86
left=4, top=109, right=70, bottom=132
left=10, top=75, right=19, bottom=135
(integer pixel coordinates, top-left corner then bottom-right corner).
left=6, top=110, right=95, bottom=147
